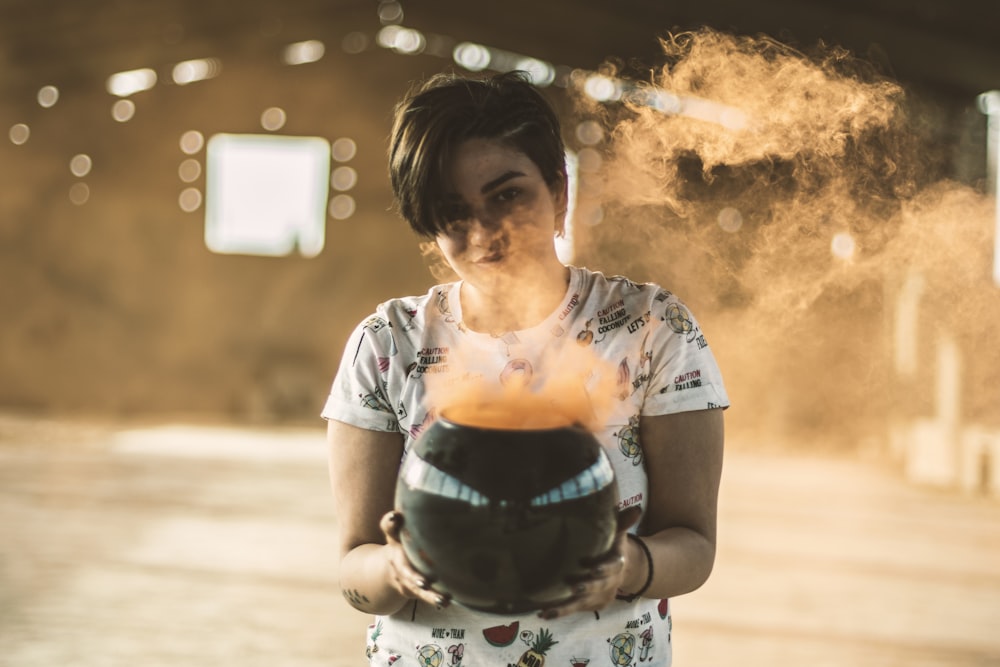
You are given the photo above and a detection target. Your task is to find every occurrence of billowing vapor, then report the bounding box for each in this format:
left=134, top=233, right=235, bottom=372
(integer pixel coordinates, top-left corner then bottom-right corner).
left=569, top=28, right=997, bottom=445
left=424, top=338, right=623, bottom=433
left=599, top=31, right=908, bottom=211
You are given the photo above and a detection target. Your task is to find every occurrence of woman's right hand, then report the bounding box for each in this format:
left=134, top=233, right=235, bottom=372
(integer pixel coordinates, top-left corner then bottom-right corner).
left=379, top=510, right=452, bottom=609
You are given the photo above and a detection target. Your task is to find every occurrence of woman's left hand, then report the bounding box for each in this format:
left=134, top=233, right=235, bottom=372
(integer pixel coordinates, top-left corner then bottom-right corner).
left=537, top=504, right=643, bottom=620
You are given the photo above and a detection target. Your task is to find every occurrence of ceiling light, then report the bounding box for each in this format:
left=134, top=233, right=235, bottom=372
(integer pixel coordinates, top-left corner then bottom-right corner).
left=107, top=68, right=157, bottom=97
left=172, top=58, right=221, bottom=85
left=283, top=40, right=325, bottom=65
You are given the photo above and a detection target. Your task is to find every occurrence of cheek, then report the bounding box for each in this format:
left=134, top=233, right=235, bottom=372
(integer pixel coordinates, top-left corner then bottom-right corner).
left=436, top=236, right=465, bottom=262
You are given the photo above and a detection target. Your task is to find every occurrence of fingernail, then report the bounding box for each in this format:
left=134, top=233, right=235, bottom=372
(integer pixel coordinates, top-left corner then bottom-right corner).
left=414, top=577, right=427, bottom=589
left=538, top=609, right=557, bottom=620
left=435, top=594, right=449, bottom=607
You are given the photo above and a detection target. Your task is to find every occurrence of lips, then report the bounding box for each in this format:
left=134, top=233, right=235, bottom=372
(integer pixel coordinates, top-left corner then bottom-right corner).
left=473, top=240, right=508, bottom=264
left=476, top=251, right=504, bottom=264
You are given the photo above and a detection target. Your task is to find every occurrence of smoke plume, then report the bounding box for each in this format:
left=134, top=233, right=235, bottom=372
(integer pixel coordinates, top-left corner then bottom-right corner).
left=569, top=28, right=997, bottom=446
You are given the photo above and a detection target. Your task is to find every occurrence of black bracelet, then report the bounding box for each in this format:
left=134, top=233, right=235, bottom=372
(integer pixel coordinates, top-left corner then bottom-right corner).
left=616, top=533, right=654, bottom=602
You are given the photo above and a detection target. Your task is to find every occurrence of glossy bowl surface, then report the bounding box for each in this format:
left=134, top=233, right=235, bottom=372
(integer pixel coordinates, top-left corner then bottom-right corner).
left=395, top=415, right=618, bottom=614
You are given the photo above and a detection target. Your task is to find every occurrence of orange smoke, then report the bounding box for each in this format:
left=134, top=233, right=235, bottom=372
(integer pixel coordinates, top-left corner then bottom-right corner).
left=566, top=28, right=997, bottom=445
left=424, top=340, right=622, bottom=433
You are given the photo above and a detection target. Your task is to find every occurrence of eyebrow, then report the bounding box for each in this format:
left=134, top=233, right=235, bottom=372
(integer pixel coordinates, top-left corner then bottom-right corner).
left=480, top=170, right=525, bottom=194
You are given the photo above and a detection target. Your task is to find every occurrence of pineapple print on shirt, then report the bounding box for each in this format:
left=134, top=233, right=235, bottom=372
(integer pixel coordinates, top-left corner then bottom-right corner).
left=510, top=628, right=559, bottom=667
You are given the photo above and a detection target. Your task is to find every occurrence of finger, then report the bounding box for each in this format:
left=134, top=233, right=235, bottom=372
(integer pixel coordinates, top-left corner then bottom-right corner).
left=380, top=530, right=453, bottom=608
left=387, top=551, right=450, bottom=604
left=379, top=510, right=404, bottom=542
left=385, top=541, right=431, bottom=590
left=570, top=550, right=626, bottom=581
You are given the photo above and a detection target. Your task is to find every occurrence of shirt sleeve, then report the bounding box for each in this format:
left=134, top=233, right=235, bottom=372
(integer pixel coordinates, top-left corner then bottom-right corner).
left=321, top=313, right=401, bottom=433
left=641, top=293, right=730, bottom=416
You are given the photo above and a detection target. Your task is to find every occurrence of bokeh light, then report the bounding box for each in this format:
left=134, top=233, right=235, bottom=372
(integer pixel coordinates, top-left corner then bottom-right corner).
left=172, top=58, right=221, bottom=85
left=515, top=57, right=555, bottom=86
left=331, top=166, right=358, bottom=191
left=112, top=99, right=136, bottom=122
left=378, top=1, right=403, bottom=24
left=621, top=86, right=682, bottom=115
left=179, top=158, right=202, bottom=183
left=69, top=183, right=90, bottom=205
left=9, top=123, right=30, bottom=145
left=377, top=26, right=425, bottom=54
left=575, top=120, right=604, bottom=146
left=283, top=40, right=325, bottom=65
left=106, top=68, right=157, bottom=97
left=583, top=75, right=622, bottom=102
left=328, top=194, right=356, bottom=219
left=179, top=188, right=202, bottom=212
left=831, top=232, right=857, bottom=260
left=37, top=85, right=59, bottom=108
left=453, top=42, right=491, bottom=71
left=718, top=207, right=743, bottom=233
left=331, top=137, right=357, bottom=162
left=70, top=154, right=92, bottom=178
left=180, top=130, right=205, bottom=155
left=261, top=107, right=287, bottom=131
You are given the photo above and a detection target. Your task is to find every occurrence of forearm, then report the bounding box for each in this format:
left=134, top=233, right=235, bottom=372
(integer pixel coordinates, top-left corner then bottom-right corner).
left=622, top=526, right=716, bottom=600
left=629, top=409, right=724, bottom=601
left=338, top=543, right=411, bottom=615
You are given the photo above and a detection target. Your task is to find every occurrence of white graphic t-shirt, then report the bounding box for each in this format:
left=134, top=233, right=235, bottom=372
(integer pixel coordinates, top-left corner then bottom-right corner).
left=322, top=265, right=730, bottom=667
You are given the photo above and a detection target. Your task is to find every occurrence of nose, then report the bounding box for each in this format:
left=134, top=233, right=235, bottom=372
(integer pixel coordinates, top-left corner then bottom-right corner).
left=465, top=216, right=502, bottom=247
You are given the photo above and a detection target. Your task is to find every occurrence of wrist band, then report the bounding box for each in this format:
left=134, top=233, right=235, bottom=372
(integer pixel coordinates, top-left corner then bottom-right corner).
left=616, top=533, right=654, bottom=602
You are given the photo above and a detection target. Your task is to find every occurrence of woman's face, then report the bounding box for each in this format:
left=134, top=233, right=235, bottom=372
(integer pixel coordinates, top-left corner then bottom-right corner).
left=435, top=138, right=566, bottom=291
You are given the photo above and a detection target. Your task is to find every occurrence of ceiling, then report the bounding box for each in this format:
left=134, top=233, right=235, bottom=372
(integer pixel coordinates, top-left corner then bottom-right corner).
left=2, top=0, right=998, bottom=106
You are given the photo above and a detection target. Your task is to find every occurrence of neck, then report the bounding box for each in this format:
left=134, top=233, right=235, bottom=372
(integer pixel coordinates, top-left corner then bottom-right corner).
left=461, top=262, right=570, bottom=334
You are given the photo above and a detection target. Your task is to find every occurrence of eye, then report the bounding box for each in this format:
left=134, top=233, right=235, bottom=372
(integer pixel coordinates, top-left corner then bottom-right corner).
left=493, top=187, right=521, bottom=203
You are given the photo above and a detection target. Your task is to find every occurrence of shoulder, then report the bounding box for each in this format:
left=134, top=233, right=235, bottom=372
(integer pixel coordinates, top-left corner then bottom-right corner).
left=575, top=266, right=675, bottom=308
left=362, top=282, right=457, bottom=331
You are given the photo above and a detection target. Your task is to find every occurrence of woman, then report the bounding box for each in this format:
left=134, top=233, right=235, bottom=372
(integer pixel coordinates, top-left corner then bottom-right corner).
left=323, top=70, right=728, bottom=666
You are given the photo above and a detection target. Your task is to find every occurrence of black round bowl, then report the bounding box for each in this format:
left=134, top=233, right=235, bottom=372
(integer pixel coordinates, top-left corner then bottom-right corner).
left=394, top=414, right=618, bottom=614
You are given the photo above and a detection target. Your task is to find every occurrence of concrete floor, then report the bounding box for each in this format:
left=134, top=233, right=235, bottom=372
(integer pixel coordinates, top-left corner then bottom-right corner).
left=1, top=414, right=999, bottom=666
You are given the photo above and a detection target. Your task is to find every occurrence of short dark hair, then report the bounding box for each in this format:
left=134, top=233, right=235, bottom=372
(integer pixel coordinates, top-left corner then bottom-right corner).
left=388, top=70, right=568, bottom=238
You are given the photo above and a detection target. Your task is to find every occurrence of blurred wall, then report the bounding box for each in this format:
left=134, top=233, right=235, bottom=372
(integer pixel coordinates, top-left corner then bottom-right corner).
left=0, top=14, right=440, bottom=422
